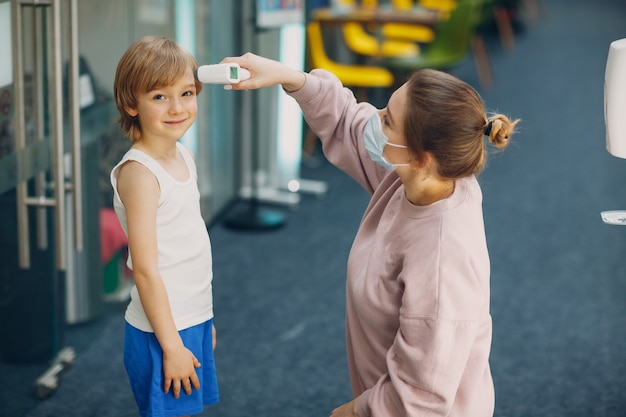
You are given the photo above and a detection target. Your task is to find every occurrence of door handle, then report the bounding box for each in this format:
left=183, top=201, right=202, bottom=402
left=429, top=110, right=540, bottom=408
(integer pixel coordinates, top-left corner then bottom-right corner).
left=48, top=0, right=67, bottom=270
left=34, top=7, right=48, bottom=251
left=13, top=0, right=83, bottom=270
left=12, top=0, right=30, bottom=269
left=68, top=0, right=83, bottom=252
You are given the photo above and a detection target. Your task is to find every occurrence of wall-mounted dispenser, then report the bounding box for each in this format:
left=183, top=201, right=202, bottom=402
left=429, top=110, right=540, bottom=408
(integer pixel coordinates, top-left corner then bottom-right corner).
left=601, top=38, right=626, bottom=225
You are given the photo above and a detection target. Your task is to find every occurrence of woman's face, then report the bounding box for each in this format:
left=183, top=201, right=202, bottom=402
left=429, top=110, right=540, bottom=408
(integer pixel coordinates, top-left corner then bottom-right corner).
left=380, top=83, right=411, bottom=166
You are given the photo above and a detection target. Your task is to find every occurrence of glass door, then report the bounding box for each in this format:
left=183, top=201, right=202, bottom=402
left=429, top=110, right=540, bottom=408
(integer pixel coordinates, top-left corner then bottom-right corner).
left=0, top=0, right=91, bottom=364
left=0, top=0, right=242, bottom=365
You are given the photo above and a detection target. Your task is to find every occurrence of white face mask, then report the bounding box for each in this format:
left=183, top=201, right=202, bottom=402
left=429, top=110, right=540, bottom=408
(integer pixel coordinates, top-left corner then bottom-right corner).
left=363, top=112, right=409, bottom=171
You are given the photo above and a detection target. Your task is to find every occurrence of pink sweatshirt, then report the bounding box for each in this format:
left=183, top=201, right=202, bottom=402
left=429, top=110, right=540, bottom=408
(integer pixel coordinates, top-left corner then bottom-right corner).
left=289, top=70, right=494, bottom=417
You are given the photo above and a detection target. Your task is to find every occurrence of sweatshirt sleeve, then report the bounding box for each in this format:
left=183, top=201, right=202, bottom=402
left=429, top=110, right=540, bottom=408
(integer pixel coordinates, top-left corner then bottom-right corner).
left=358, top=318, right=480, bottom=417
left=287, top=69, right=386, bottom=194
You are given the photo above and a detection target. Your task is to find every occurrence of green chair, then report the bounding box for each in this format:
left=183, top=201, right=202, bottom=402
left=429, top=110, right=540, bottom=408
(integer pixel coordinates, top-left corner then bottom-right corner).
left=472, top=0, right=516, bottom=50
left=384, top=0, right=492, bottom=88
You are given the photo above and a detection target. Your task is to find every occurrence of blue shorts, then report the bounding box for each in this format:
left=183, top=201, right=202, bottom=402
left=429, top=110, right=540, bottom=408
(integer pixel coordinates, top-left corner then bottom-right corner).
left=124, top=320, right=219, bottom=417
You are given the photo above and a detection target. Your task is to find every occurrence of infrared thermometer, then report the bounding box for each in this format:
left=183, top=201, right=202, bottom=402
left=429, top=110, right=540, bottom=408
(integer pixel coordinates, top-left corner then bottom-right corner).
left=194, top=63, right=251, bottom=88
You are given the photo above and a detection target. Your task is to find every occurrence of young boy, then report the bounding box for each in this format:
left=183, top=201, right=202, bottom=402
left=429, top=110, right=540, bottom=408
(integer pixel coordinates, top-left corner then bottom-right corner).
left=110, top=36, right=219, bottom=417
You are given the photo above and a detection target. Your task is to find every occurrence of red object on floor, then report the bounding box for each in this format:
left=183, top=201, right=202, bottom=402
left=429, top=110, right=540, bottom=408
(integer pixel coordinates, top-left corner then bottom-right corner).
left=100, top=208, right=127, bottom=264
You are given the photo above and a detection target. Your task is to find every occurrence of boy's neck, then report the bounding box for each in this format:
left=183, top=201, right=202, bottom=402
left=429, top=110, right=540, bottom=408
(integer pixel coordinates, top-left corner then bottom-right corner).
left=132, top=139, right=179, bottom=160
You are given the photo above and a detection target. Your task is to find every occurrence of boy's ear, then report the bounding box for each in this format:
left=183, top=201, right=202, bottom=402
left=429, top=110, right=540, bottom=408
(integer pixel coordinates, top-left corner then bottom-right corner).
left=125, top=106, right=138, bottom=117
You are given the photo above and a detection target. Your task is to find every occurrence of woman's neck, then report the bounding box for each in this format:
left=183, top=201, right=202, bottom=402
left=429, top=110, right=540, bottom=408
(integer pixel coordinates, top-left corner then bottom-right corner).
left=403, top=175, right=455, bottom=206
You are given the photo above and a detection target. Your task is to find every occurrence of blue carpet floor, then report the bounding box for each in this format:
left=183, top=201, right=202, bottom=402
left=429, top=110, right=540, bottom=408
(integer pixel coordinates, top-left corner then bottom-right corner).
left=3, top=0, right=626, bottom=416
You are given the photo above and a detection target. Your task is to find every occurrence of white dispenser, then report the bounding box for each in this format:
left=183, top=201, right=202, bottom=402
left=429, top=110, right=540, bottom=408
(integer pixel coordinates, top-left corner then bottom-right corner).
left=601, top=38, right=626, bottom=225
left=605, top=38, right=626, bottom=158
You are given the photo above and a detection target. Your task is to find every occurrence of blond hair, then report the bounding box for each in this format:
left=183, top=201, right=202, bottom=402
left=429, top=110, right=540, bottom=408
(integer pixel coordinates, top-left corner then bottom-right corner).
left=404, top=69, right=519, bottom=179
left=113, top=36, right=202, bottom=142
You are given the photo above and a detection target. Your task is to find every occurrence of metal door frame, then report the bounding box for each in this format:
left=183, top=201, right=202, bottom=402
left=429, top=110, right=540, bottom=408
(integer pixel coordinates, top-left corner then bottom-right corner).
left=12, top=0, right=83, bottom=271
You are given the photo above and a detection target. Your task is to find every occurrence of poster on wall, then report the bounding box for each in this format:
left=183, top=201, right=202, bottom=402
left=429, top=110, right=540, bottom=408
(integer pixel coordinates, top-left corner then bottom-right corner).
left=256, top=0, right=304, bottom=29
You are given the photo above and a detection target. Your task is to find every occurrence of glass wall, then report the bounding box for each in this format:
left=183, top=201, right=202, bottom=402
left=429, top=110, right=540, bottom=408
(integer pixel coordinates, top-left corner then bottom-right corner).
left=0, top=0, right=240, bottom=364
left=0, top=0, right=306, bottom=366
left=76, top=0, right=239, bottom=219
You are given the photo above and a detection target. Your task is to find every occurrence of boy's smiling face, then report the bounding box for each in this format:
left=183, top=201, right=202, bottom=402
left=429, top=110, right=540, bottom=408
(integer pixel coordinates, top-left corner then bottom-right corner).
left=126, top=67, right=198, bottom=143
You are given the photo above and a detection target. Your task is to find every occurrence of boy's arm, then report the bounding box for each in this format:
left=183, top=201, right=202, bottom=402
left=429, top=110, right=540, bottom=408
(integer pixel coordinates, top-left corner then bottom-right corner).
left=116, top=161, right=201, bottom=398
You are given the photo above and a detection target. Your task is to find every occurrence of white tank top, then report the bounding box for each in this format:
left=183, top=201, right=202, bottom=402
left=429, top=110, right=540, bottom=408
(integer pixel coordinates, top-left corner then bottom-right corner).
left=110, top=142, right=213, bottom=332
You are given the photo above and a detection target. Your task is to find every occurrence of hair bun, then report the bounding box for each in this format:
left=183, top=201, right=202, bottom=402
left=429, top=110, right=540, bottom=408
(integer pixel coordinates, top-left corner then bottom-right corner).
left=486, top=115, right=519, bottom=149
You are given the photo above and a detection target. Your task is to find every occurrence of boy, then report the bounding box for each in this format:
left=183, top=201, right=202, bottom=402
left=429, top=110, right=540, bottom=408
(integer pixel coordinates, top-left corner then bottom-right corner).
left=110, top=36, right=219, bottom=417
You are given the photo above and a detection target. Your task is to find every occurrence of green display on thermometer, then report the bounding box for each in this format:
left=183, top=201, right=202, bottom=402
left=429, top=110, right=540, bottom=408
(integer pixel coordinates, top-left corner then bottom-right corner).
left=195, top=63, right=250, bottom=85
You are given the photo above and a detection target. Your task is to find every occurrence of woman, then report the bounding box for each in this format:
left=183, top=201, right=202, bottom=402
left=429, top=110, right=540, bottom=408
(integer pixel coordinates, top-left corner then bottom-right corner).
left=222, top=53, right=518, bottom=417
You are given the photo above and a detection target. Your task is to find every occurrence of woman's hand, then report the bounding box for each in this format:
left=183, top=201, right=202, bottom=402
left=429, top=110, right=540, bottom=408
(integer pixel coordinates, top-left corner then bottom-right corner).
left=220, top=52, right=306, bottom=92
left=162, top=344, right=201, bottom=399
left=330, top=397, right=360, bottom=417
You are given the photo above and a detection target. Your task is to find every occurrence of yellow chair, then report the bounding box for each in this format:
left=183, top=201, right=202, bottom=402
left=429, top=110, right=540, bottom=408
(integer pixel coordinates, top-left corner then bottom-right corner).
left=304, top=21, right=395, bottom=156
left=380, top=23, right=435, bottom=46
left=307, top=21, right=394, bottom=90
left=342, top=23, right=419, bottom=58
left=417, top=0, right=458, bottom=14
left=380, top=0, right=448, bottom=44
left=339, top=0, right=422, bottom=59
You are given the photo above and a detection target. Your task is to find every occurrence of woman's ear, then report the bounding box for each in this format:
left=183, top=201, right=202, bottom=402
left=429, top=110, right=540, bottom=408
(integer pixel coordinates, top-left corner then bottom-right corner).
left=408, top=157, right=421, bottom=170
left=408, top=152, right=431, bottom=170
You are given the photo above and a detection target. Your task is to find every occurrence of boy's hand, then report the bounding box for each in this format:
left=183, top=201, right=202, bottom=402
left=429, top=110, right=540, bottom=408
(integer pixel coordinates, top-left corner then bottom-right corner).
left=162, top=345, right=201, bottom=399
